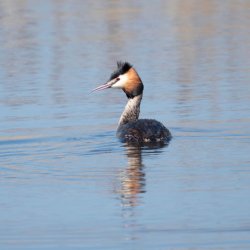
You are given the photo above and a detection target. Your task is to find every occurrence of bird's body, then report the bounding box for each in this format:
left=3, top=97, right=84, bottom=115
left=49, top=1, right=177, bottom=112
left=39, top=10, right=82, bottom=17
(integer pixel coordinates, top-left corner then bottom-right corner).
left=92, top=62, right=171, bottom=144
left=117, top=119, right=170, bottom=143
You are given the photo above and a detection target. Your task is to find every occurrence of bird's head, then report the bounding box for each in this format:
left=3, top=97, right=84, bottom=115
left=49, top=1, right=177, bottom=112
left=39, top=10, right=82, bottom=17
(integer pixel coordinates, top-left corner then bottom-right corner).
left=92, top=61, right=143, bottom=98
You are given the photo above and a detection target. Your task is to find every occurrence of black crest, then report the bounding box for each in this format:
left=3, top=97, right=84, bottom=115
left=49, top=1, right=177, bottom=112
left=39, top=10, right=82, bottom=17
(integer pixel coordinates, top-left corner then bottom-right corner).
left=109, top=61, right=132, bottom=80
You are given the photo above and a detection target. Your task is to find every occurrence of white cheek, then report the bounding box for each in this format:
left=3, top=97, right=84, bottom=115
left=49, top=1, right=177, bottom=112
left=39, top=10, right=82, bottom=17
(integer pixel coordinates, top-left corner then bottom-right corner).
left=111, top=74, right=128, bottom=89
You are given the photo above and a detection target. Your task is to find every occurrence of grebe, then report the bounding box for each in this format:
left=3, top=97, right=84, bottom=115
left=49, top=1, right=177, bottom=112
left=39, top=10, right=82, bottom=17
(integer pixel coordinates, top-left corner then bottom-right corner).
left=92, top=61, right=171, bottom=143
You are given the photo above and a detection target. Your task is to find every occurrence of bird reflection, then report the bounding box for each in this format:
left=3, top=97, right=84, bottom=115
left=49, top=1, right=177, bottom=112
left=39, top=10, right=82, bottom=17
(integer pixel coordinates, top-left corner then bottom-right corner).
left=116, top=142, right=168, bottom=209
left=118, top=144, right=145, bottom=208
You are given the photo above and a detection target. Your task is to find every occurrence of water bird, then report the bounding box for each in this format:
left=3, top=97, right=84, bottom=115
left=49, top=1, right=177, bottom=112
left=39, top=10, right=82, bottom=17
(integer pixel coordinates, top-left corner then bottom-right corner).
left=92, top=61, right=171, bottom=144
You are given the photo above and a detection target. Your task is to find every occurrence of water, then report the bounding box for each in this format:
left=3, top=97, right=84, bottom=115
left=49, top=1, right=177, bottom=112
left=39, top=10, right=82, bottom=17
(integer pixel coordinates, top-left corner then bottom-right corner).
left=1, top=1, right=250, bottom=249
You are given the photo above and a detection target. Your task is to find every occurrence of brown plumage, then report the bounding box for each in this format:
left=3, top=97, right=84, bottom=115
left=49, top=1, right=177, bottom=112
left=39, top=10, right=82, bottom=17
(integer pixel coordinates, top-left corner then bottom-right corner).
left=117, top=119, right=171, bottom=143
left=122, top=68, right=142, bottom=97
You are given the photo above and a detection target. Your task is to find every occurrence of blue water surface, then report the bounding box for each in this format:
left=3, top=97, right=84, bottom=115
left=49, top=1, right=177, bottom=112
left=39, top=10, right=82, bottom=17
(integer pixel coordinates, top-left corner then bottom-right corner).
left=1, top=1, right=250, bottom=249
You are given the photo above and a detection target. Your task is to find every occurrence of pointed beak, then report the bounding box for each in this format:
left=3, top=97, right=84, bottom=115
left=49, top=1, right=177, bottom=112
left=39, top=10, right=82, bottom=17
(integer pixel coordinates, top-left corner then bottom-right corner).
left=91, top=82, right=112, bottom=92
left=91, top=78, right=119, bottom=93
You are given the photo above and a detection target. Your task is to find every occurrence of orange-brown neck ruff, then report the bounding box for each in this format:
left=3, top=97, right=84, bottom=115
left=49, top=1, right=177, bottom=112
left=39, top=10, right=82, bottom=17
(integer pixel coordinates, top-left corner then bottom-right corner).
left=123, top=68, right=144, bottom=99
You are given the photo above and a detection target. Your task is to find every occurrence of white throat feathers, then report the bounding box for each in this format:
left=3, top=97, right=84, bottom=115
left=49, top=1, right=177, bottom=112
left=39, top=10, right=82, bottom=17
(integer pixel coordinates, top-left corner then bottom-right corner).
left=118, top=94, right=143, bottom=126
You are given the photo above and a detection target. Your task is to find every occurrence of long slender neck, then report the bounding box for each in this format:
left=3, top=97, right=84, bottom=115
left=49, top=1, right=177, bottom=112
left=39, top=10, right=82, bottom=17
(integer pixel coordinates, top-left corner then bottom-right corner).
left=118, top=94, right=143, bottom=126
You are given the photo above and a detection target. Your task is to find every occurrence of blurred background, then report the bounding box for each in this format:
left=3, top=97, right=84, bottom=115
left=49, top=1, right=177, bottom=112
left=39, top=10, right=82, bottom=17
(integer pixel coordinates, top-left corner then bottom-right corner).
left=0, top=1, right=250, bottom=249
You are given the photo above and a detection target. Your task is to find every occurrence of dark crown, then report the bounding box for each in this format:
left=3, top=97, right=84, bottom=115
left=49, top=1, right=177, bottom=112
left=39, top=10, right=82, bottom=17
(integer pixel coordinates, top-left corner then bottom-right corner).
left=109, top=61, right=132, bottom=80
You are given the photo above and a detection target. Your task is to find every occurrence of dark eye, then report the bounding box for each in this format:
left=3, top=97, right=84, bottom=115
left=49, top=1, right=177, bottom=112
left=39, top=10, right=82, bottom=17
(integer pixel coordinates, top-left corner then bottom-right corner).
left=117, top=77, right=120, bottom=81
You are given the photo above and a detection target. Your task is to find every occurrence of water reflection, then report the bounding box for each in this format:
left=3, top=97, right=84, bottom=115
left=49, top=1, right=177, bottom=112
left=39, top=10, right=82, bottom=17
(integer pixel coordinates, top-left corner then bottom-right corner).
left=117, top=145, right=145, bottom=208
left=116, top=142, right=168, bottom=209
